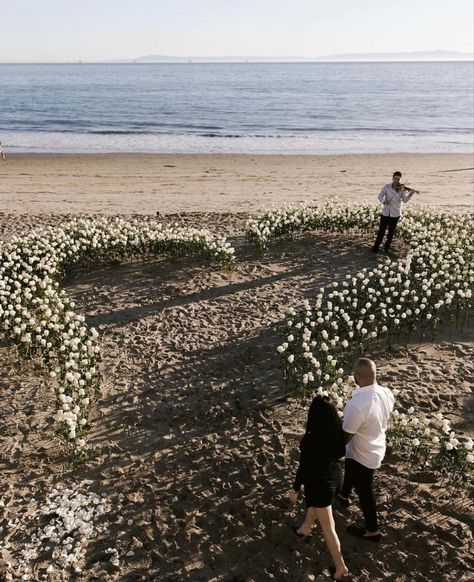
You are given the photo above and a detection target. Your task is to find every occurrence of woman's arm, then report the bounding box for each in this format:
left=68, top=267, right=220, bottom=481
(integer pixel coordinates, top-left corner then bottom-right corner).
left=293, top=460, right=304, bottom=492
left=291, top=435, right=309, bottom=494
left=343, top=431, right=355, bottom=444
left=289, top=449, right=305, bottom=504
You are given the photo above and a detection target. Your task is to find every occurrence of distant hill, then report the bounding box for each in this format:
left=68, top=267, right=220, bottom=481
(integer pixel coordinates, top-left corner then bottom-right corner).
left=2, top=50, right=472, bottom=65
left=108, top=50, right=473, bottom=63
left=313, top=50, right=473, bottom=61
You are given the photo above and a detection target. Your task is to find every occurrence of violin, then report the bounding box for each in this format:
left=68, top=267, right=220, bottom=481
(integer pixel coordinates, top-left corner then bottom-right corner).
left=397, top=183, right=420, bottom=194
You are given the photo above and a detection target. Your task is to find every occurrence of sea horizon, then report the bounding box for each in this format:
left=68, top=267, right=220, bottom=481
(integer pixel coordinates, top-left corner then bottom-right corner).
left=1, top=59, right=473, bottom=66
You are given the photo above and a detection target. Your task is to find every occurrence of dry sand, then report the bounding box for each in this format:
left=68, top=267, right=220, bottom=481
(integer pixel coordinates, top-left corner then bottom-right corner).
left=0, top=155, right=473, bottom=581
left=0, top=153, right=472, bottom=214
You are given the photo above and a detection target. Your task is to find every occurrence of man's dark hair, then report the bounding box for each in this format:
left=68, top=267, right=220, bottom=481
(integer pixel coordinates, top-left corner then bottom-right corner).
left=393, top=171, right=402, bottom=177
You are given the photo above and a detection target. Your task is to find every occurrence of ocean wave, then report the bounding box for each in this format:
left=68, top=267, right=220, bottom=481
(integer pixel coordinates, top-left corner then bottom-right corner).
left=1, top=127, right=472, bottom=138
left=2, top=128, right=472, bottom=155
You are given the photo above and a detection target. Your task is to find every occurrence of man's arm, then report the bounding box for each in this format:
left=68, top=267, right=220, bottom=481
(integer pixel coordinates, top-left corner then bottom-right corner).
left=401, top=188, right=414, bottom=203
left=343, top=431, right=355, bottom=444
left=342, top=402, right=365, bottom=441
left=377, top=185, right=387, bottom=204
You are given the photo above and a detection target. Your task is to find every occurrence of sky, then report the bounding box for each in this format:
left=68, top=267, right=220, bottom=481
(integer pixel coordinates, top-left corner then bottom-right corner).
left=0, top=0, right=473, bottom=62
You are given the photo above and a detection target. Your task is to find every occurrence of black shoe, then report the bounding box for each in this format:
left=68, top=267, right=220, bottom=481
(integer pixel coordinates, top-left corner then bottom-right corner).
left=336, top=493, right=350, bottom=509
left=347, top=524, right=382, bottom=542
left=371, top=246, right=379, bottom=253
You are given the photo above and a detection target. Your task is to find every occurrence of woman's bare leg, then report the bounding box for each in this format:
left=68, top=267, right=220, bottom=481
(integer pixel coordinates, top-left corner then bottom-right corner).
left=297, top=506, right=318, bottom=536
left=314, top=506, right=348, bottom=578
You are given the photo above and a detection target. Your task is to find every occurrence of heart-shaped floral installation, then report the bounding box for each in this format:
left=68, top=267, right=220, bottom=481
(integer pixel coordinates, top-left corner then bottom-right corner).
left=0, top=203, right=472, bottom=484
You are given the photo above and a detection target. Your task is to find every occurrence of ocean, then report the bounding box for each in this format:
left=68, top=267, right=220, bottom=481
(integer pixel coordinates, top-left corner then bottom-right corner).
left=0, top=62, right=473, bottom=154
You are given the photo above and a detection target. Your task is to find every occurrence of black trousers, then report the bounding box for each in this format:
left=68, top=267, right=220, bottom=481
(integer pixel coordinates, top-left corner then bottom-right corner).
left=373, top=215, right=399, bottom=252
left=340, top=458, right=378, bottom=532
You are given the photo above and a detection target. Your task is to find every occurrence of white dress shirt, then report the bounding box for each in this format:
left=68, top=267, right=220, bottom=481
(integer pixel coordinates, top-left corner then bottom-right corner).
left=378, top=184, right=413, bottom=218
left=343, top=383, right=395, bottom=470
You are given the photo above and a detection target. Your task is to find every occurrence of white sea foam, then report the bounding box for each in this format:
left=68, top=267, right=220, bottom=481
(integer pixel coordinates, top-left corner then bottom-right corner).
left=3, top=130, right=473, bottom=154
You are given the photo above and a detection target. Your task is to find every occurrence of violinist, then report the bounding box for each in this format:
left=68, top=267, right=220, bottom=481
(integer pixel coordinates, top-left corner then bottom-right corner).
left=371, top=171, right=417, bottom=254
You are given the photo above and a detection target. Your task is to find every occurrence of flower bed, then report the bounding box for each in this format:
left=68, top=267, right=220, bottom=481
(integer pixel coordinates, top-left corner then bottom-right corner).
left=246, top=201, right=474, bottom=484
left=0, top=217, right=235, bottom=449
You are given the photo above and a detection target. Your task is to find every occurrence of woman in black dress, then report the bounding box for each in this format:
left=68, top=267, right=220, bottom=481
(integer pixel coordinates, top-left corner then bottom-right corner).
left=289, top=395, right=351, bottom=581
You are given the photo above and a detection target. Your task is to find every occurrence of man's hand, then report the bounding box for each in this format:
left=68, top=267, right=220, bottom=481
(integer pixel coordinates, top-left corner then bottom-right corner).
left=289, top=490, right=298, bottom=505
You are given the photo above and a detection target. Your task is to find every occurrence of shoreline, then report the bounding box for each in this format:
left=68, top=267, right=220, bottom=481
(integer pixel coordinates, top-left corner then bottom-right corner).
left=0, top=152, right=472, bottom=215
left=5, top=151, right=474, bottom=157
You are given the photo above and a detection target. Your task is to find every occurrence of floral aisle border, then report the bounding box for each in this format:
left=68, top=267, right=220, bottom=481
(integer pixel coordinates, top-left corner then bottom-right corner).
left=0, top=217, right=235, bottom=449
left=246, top=201, right=473, bottom=486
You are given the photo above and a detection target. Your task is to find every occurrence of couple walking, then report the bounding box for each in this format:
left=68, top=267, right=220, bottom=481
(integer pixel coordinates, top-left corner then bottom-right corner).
left=289, top=358, right=395, bottom=581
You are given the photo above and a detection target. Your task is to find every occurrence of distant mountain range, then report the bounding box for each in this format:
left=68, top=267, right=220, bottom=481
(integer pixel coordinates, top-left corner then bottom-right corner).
left=109, top=50, right=472, bottom=63
left=2, top=50, right=472, bottom=65
left=314, top=50, right=473, bottom=61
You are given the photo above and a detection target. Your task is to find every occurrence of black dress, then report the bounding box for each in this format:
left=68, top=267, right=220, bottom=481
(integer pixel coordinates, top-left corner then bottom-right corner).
left=292, top=425, right=346, bottom=508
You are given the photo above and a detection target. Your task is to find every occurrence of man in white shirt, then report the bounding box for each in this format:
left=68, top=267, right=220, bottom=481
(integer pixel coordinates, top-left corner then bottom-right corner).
left=372, top=171, right=415, bottom=254
left=338, top=358, right=395, bottom=542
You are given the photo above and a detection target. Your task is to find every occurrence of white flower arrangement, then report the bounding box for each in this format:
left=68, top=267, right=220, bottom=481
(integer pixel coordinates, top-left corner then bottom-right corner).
left=247, top=201, right=473, bottom=483
left=0, top=217, right=235, bottom=449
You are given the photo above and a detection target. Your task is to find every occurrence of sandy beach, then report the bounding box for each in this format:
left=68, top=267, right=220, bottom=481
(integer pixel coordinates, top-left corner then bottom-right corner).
left=0, top=153, right=472, bottom=214
left=0, top=155, right=473, bottom=581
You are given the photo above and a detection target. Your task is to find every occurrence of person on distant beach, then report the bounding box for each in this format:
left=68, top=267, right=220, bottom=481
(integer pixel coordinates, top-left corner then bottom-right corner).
left=289, top=396, right=351, bottom=581
left=337, top=358, right=394, bottom=543
left=0, top=142, right=6, bottom=161
left=372, top=171, right=416, bottom=254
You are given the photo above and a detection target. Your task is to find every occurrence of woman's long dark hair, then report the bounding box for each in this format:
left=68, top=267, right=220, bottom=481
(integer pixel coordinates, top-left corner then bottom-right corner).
left=304, top=395, right=345, bottom=458
left=306, top=396, right=342, bottom=434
